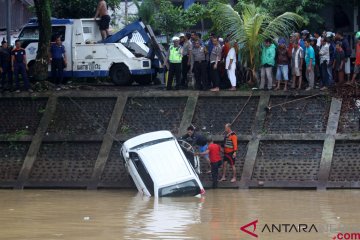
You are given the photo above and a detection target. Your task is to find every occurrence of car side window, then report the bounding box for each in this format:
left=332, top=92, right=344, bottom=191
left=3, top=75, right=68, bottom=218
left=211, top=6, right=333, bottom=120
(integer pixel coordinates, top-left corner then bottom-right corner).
left=129, top=152, right=154, bottom=195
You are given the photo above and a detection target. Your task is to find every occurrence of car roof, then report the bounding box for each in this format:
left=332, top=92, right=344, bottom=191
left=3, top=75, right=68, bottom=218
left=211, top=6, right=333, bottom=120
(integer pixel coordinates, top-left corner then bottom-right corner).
left=123, top=130, right=174, bottom=150
left=137, top=138, right=193, bottom=185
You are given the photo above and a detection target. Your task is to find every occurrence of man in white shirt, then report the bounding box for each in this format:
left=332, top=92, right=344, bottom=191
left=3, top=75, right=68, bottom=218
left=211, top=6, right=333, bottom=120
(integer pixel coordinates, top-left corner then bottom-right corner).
left=319, top=37, right=330, bottom=90
left=314, top=31, right=321, bottom=47
left=291, top=40, right=304, bottom=90
left=225, top=41, right=238, bottom=90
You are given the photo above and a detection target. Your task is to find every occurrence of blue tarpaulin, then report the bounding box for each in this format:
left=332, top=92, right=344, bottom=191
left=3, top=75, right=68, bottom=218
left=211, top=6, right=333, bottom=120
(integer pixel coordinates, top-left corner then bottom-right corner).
left=184, top=0, right=195, bottom=9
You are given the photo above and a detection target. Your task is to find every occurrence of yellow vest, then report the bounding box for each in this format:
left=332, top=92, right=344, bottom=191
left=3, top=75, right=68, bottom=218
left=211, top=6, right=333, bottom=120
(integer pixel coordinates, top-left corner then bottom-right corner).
left=169, top=45, right=182, bottom=63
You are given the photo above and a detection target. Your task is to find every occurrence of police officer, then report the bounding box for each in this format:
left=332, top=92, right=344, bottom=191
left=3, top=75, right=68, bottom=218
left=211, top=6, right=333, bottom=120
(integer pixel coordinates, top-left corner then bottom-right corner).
left=165, top=36, right=182, bottom=90
left=0, top=38, right=13, bottom=91
left=180, top=33, right=192, bottom=89
left=50, top=36, right=67, bottom=91
left=192, top=40, right=208, bottom=90
left=11, top=40, right=32, bottom=93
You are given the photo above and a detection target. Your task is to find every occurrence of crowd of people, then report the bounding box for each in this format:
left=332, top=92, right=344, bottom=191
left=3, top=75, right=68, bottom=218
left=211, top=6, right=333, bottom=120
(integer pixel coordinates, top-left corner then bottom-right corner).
left=181, top=124, right=238, bottom=189
left=165, top=30, right=360, bottom=92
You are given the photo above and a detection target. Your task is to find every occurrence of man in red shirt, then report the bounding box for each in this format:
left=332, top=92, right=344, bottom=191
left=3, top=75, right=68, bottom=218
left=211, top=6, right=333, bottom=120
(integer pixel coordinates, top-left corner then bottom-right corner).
left=351, top=32, right=360, bottom=84
left=197, top=137, right=222, bottom=188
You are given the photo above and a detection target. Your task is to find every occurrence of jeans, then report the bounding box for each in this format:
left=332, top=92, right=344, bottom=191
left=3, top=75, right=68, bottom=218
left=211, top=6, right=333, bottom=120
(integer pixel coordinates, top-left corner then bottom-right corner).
left=211, top=161, right=222, bottom=188
left=51, top=58, right=65, bottom=85
left=1, top=63, right=12, bottom=89
left=306, top=65, right=314, bottom=88
left=210, top=62, right=220, bottom=88
left=167, top=63, right=181, bottom=89
left=193, top=61, right=208, bottom=90
left=327, top=65, right=333, bottom=86
left=181, top=55, right=190, bottom=87
left=276, top=64, right=289, bottom=81
left=320, top=62, right=329, bottom=87
left=260, top=66, right=273, bottom=89
left=14, top=62, right=30, bottom=90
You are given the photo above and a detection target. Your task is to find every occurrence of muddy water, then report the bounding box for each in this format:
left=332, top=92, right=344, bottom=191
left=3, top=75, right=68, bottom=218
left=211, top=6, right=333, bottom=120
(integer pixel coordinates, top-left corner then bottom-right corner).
left=0, top=189, right=359, bottom=240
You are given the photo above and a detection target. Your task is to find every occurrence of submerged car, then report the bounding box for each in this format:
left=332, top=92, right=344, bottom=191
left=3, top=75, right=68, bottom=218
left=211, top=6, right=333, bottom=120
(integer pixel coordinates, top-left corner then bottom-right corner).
left=121, top=131, right=205, bottom=197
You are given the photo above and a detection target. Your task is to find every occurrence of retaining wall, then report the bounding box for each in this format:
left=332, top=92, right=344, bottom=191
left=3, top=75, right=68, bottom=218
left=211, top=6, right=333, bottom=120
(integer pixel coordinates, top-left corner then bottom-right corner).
left=1, top=89, right=360, bottom=189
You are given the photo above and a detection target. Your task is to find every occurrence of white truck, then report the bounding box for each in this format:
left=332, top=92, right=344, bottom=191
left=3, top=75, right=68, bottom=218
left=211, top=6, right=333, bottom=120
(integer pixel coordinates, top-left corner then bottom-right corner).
left=17, top=18, right=165, bottom=85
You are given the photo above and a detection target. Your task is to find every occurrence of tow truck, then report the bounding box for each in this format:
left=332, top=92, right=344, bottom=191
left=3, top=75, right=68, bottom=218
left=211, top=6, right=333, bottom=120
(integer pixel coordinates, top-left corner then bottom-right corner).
left=17, top=18, right=166, bottom=85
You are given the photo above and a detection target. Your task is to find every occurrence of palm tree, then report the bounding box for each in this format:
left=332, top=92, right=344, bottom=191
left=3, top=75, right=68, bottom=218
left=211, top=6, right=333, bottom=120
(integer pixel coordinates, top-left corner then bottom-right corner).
left=212, top=3, right=303, bottom=84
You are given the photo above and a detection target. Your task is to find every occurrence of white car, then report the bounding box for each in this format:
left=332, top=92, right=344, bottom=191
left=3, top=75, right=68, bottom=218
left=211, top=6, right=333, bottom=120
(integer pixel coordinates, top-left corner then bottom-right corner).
left=121, top=131, right=205, bottom=197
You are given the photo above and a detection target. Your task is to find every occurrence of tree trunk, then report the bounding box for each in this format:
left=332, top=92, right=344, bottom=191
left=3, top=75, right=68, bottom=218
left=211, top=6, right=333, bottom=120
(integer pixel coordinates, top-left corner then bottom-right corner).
left=33, top=0, right=51, bottom=81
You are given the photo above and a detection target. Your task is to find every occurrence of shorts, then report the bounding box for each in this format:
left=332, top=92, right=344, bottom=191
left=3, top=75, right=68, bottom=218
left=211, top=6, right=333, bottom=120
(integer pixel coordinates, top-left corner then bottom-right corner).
left=99, top=15, right=110, bottom=30
left=199, top=144, right=209, bottom=160
left=292, top=67, right=301, bottom=77
left=223, top=152, right=236, bottom=166
left=276, top=64, right=289, bottom=80
left=354, top=65, right=360, bottom=74
left=344, top=58, right=350, bottom=74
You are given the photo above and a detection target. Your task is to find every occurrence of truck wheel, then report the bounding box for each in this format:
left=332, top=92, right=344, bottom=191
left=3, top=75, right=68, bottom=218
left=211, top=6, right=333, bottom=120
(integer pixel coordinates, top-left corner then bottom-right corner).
left=110, top=64, right=132, bottom=86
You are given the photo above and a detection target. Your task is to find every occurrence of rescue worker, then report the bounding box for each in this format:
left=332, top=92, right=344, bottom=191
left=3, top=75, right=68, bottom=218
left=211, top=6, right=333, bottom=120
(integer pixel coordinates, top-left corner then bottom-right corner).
left=49, top=36, right=67, bottom=91
left=192, top=40, right=208, bottom=90
left=11, top=40, right=32, bottom=93
left=220, top=123, right=238, bottom=183
left=165, top=36, right=182, bottom=90
left=0, top=38, right=13, bottom=91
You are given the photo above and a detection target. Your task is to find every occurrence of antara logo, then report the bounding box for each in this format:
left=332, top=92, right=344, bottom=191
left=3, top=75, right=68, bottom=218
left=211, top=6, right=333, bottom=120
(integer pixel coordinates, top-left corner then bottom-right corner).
left=240, top=220, right=318, bottom=238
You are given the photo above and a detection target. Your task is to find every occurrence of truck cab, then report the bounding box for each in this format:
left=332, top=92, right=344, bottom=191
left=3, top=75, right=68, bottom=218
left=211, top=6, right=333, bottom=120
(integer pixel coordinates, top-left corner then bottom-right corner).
left=18, top=18, right=165, bottom=86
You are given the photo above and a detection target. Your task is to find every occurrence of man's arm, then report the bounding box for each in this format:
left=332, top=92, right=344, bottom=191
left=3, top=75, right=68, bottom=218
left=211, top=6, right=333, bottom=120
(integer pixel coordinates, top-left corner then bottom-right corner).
left=232, top=135, right=238, bottom=157
left=94, top=2, right=102, bottom=18
left=23, top=51, right=28, bottom=70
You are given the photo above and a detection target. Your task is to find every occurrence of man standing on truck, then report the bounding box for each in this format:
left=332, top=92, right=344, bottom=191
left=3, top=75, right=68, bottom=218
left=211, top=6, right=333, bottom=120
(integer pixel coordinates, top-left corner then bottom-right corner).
left=49, top=36, right=67, bottom=91
left=11, top=40, right=32, bottom=93
left=94, top=0, right=111, bottom=40
left=220, top=123, right=238, bottom=183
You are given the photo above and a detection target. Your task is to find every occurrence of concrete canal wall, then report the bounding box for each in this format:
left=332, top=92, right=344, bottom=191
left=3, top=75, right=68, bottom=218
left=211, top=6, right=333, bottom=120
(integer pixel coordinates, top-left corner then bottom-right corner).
left=1, top=88, right=360, bottom=189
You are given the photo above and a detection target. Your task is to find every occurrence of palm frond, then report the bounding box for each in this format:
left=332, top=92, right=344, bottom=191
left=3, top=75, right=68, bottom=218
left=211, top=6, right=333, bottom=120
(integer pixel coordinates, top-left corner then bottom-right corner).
left=262, top=12, right=303, bottom=39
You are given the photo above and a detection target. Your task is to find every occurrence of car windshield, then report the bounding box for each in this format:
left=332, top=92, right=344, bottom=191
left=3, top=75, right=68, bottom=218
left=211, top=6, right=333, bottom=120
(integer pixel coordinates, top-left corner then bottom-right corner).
left=130, top=137, right=174, bottom=150
left=18, top=27, right=39, bottom=40
left=159, top=180, right=200, bottom=197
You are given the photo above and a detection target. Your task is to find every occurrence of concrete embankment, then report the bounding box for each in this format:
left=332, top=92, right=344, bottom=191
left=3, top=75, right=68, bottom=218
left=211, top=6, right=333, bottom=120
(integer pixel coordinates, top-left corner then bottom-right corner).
left=0, top=87, right=359, bottom=189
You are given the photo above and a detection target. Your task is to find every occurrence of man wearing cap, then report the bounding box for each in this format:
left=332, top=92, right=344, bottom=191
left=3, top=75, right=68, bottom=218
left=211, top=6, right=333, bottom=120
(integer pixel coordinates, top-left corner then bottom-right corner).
left=192, top=40, right=208, bottom=90
left=350, top=32, right=360, bottom=84
left=0, top=39, right=13, bottom=91
left=165, top=36, right=182, bottom=90
left=180, top=33, right=192, bottom=89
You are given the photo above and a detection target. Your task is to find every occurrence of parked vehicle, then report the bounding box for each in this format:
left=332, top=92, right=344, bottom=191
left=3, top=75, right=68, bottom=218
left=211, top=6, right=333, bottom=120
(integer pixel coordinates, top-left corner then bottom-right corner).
left=17, top=18, right=165, bottom=85
left=121, top=131, right=205, bottom=197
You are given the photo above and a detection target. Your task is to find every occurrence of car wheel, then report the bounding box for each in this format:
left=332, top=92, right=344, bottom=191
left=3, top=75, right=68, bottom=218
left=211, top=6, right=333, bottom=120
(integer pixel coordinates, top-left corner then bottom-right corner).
left=110, top=63, right=132, bottom=86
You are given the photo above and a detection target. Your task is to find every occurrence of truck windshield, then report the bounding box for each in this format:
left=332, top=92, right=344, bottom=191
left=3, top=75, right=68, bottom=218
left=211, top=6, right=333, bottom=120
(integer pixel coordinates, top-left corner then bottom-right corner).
left=18, top=26, right=66, bottom=41
left=159, top=180, right=200, bottom=197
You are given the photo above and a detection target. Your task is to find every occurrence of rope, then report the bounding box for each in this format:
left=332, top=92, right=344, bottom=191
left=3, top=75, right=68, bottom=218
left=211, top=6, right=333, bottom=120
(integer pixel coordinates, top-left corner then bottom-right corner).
left=230, top=92, right=253, bottom=126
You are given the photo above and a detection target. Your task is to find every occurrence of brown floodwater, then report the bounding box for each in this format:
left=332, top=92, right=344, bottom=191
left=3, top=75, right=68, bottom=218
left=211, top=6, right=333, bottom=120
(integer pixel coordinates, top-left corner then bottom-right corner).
left=0, top=189, right=359, bottom=240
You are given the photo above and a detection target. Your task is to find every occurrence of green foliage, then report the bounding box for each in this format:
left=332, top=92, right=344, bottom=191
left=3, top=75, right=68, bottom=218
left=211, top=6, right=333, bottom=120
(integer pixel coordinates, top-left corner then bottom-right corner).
left=51, top=0, right=121, bottom=18
left=212, top=3, right=303, bottom=78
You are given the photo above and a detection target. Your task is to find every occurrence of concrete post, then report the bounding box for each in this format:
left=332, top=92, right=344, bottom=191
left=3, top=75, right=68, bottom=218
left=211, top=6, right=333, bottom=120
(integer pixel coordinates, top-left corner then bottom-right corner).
left=178, top=94, right=199, bottom=135
left=317, top=98, right=342, bottom=190
left=239, top=94, right=270, bottom=188
left=15, top=96, right=58, bottom=189
left=88, top=96, right=128, bottom=189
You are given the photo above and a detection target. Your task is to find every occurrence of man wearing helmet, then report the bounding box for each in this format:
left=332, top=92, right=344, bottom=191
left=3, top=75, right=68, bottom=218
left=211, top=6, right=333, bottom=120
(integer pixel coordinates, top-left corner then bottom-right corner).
left=165, top=36, right=183, bottom=90
left=350, top=32, right=360, bottom=84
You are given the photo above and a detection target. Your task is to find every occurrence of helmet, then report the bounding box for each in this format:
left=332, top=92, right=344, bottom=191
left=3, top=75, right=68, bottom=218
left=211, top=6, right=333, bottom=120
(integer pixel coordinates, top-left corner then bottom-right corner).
left=301, top=30, right=309, bottom=35
left=356, top=31, right=360, bottom=40
left=172, top=36, right=180, bottom=42
left=179, top=33, right=185, bottom=38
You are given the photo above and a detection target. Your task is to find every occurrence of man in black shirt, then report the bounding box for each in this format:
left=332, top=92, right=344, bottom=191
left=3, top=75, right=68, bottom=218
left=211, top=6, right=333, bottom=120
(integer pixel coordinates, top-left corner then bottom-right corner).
left=11, top=40, right=32, bottom=93
left=0, top=39, right=13, bottom=91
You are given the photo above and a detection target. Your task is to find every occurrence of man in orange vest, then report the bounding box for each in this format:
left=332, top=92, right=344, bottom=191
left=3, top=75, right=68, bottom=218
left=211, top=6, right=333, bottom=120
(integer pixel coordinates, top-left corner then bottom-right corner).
left=220, top=123, right=238, bottom=183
